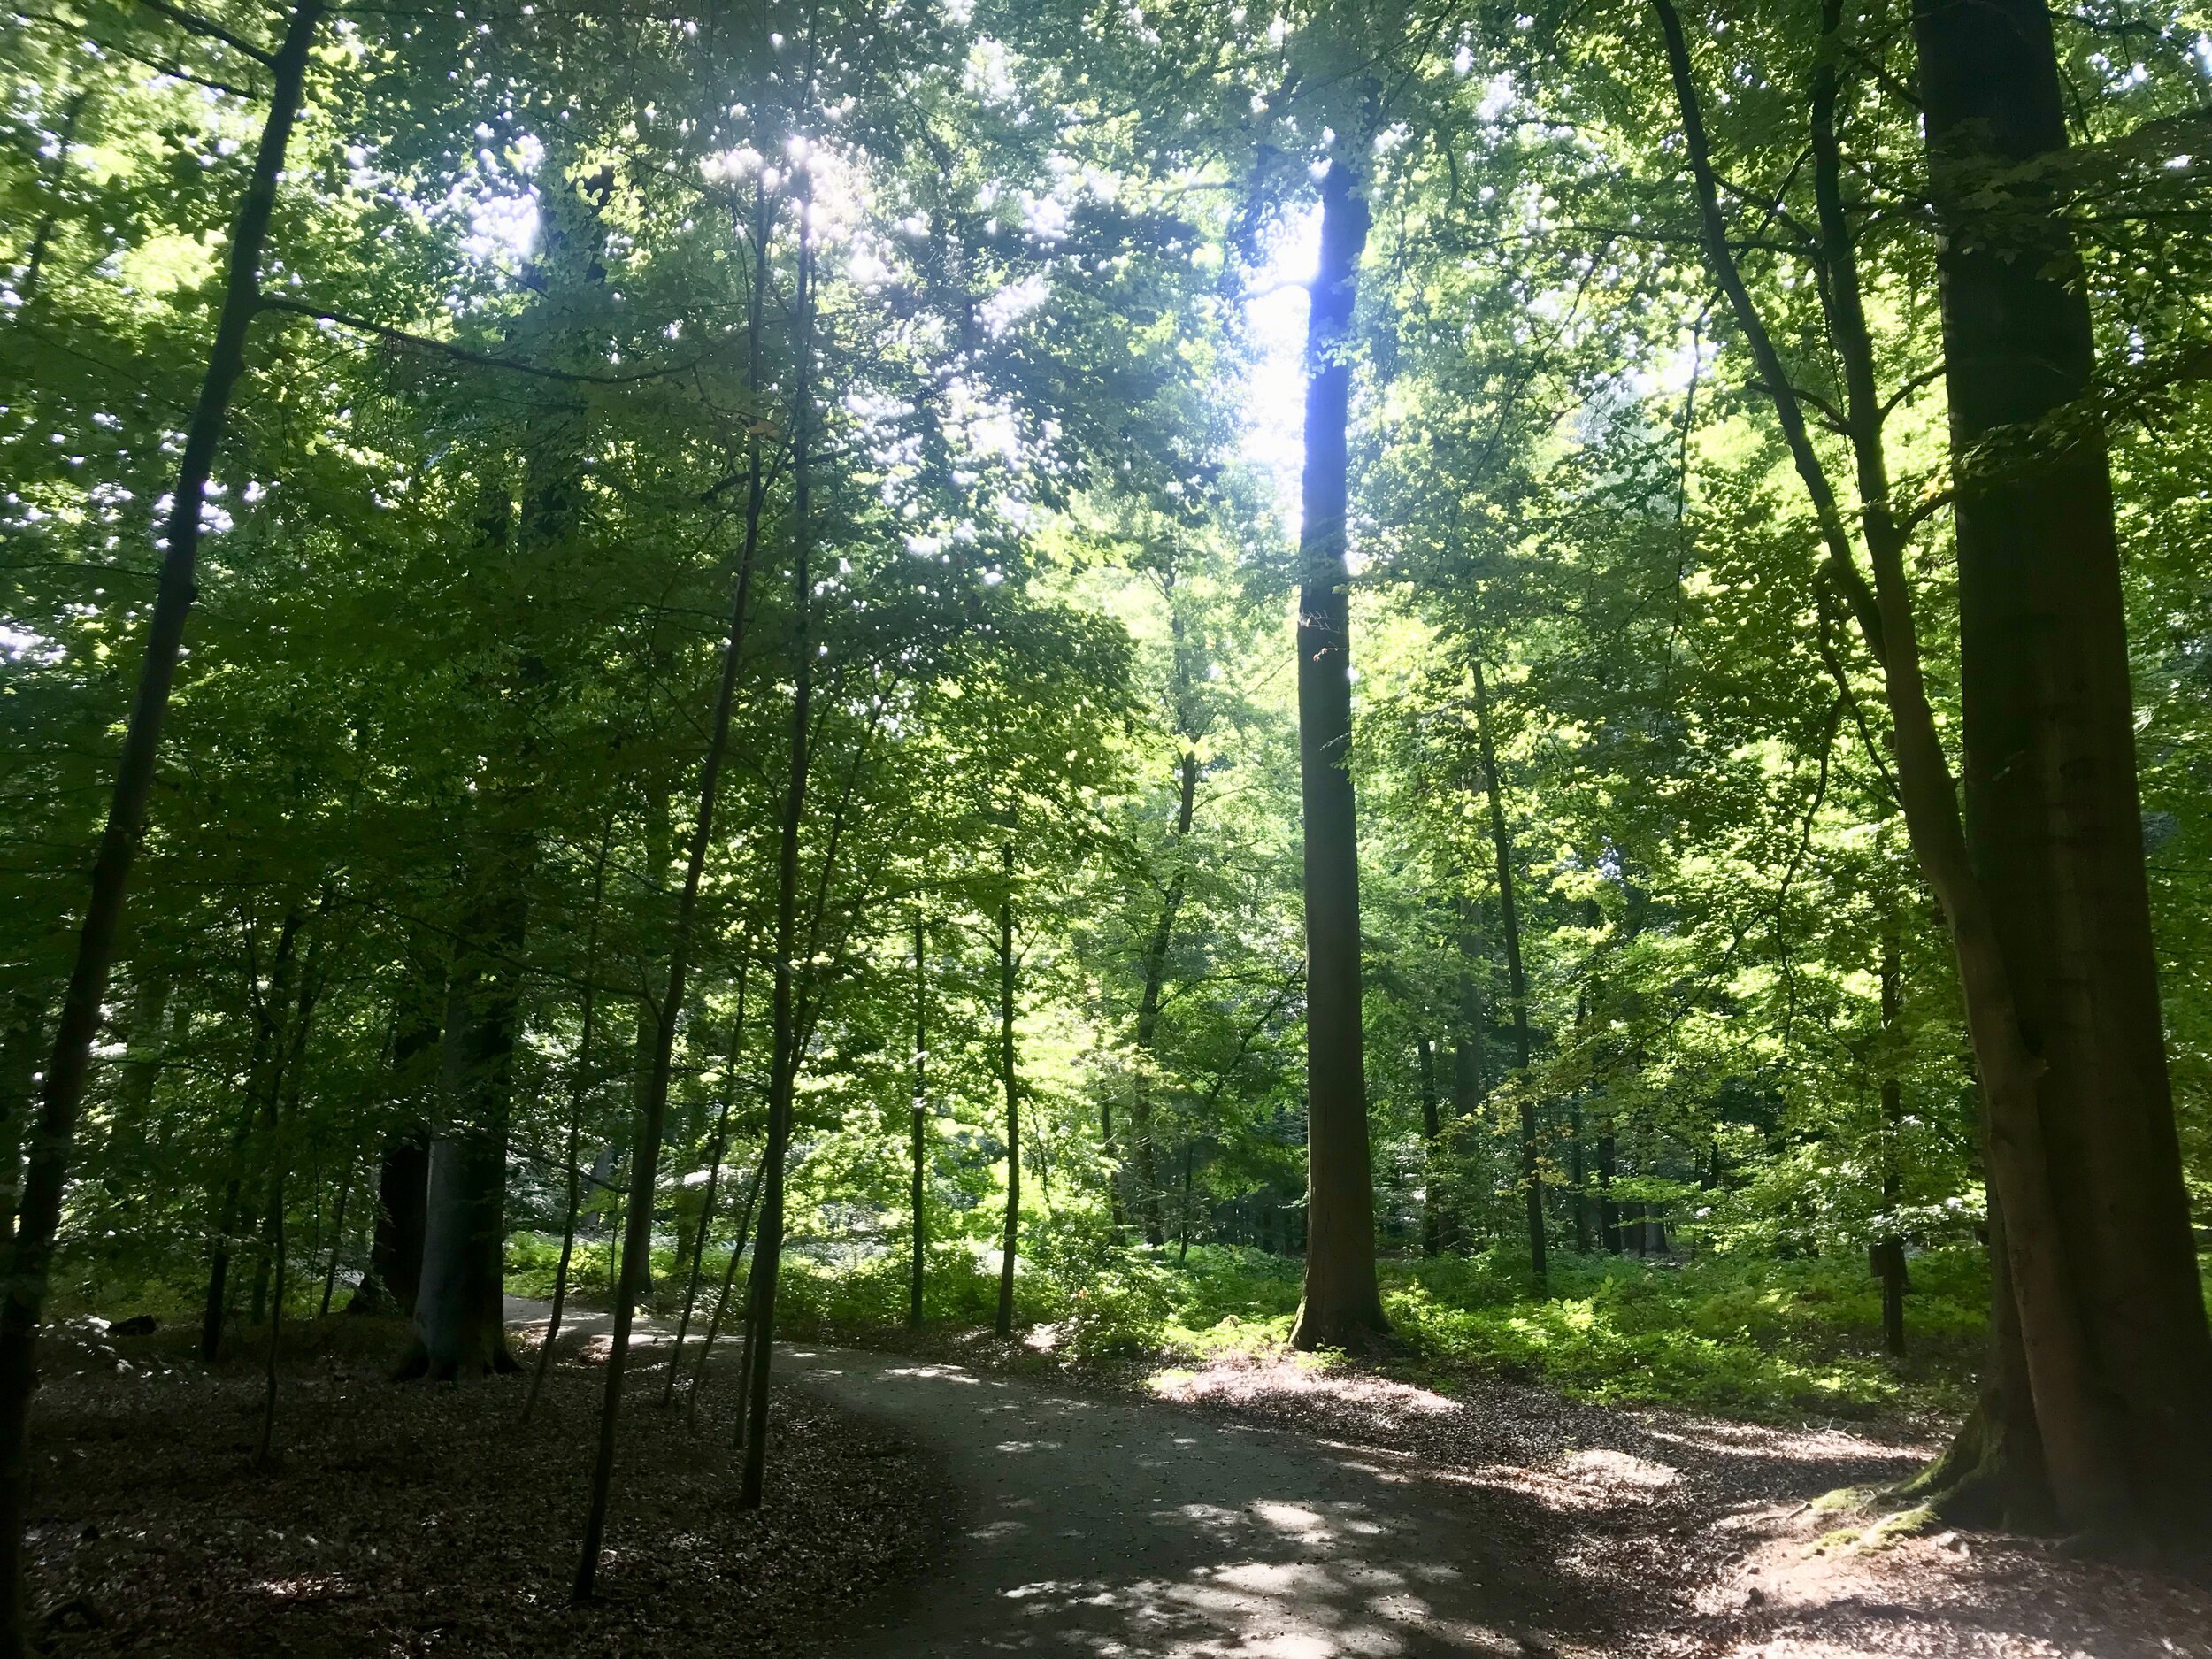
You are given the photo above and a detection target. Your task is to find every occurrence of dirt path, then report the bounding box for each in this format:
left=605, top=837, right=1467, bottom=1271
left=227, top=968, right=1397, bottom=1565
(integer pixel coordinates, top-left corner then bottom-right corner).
left=508, top=1300, right=1567, bottom=1653
left=501, top=1303, right=2212, bottom=1656
left=778, top=1344, right=1571, bottom=1659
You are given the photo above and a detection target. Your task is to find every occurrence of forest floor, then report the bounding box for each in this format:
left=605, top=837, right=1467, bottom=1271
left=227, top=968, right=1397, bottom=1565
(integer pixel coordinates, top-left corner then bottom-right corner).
left=788, top=1322, right=2212, bottom=1659
left=19, top=1306, right=949, bottom=1658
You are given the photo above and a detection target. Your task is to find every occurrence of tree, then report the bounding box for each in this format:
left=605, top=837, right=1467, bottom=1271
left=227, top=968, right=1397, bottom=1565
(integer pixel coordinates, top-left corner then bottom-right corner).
left=0, top=3, right=323, bottom=1639
left=1288, top=153, right=1386, bottom=1351
left=1908, top=0, right=2212, bottom=1529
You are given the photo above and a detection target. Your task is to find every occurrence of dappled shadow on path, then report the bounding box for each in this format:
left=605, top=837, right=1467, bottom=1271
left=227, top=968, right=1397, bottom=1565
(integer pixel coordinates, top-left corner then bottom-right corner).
left=1143, top=1354, right=2212, bottom=1658
left=789, top=1348, right=1584, bottom=1658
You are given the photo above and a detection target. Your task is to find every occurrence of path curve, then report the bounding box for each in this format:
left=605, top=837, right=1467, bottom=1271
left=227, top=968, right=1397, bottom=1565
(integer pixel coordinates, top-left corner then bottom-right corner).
left=779, top=1345, right=1562, bottom=1659
left=503, top=1300, right=1563, bottom=1655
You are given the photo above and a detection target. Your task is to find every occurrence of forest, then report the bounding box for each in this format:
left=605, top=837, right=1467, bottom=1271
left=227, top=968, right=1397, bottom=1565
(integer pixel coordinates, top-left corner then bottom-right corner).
left=4, top=0, right=2211, bottom=1653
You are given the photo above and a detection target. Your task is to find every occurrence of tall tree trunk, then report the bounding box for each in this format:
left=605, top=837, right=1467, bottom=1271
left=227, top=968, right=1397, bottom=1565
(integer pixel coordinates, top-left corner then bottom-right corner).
left=663, top=972, right=749, bottom=1405
left=1129, top=747, right=1196, bottom=1248
left=1178, top=1142, right=1194, bottom=1263
left=114, top=971, right=171, bottom=1132
left=1598, top=1120, right=1621, bottom=1256
left=1909, top=0, right=2212, bottom=1528
left=910, top=914, right=927, bottom=1328
left=572, top=196, right=772, bottom=1588
left=0, top=996, right=47, bottom=1246
left=408, top=863, right=526, bottom=1379
left=250, top=896, right=328, bottom=1330
left=0, top=8, right=322, bottom=1642
left=1132, top=586, right=1205, bottom=1248
left=1288, top=154, right=1385, bottom=1351
left=1472, top=655, right=1544, bottom=1283
left=1568, top=988, right=1590, bottom=1255
left=204, top=906, right=305, bottom=1361
left=358, top=935, right=443, bottom=1315
left=1417, top=1036, right=1442, bottom=1257
left=692, top=1148, right=764, bottom=1427
left=1877, top=927, right=1908, bottom=1356
left=995, top=844, right=1020, bottom=1337
left=255, top=1141, right=288, bottom=1467
left=1449, top=895, right=1484, bottom=1249
left=317, top=1160, right=354, bottom=1319
left=736, top=160, right=818, bottom=1512
left=524, top=829, right=611, bottom=1422
left=1655, top=0, right=2208, bottom=1530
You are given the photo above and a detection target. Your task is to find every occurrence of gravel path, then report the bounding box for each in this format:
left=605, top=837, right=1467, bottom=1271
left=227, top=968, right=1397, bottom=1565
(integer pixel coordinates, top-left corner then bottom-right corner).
left=779, top=1344, right=1570, bottom=1659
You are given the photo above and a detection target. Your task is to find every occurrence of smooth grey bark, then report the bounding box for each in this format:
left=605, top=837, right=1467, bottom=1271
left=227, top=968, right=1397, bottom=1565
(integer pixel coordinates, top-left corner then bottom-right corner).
left=0, top=9, right=322, bottom=1645
left=1288, top=154, right=1386, bottom=1351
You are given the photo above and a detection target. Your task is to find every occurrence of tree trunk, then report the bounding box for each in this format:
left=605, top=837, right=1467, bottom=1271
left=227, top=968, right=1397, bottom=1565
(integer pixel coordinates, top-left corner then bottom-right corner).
left=0, top=8, right=322, bottom=1643
left=1877, top=927, right=1908, bottom=1356
left=524, top=828, right=611, bottom=1421
left=362, top=1133, right=430, bottom=1316
left=204, top=907, right=305, bottom=1360
left=255, top=1148, right=288, bottom=1468
left=910, top=915, right=927, bottom=1328
left=1598, top=1122, right=1621, bottom=1255
left=317, top=1160, right=354, bottom=1319
left=1660, top=0, right=2212, bottom=1530
left=407, top=858, right=527, bottom=1381
left=736, top=165, right=818, bottom=1511
left=1178, top=1142, right=1194, bottom=1263
left=1417, top=1036, right=1441, bottom=1257
left=357, top=935, right=443, bottom=1315
left=1288, top=154, right=1385, bottom=1352
left=1909, top=0, right=2212, bottom=1529
left=1472, top=655, right=1544, bottom=1283
left=1133, top=587, right=1204, bottom=1248
left=573, top=205, right=772, bottom=1587
left=692, top=1148, right=764, bottom=1427
left=250, top=900, right=327, bottom=1331
left=995, top=844, right=1020, bottom=1337
left=663, top=973, right=748, bottom=1405
left=0, top=996, right=47, bottom=1245
left=1450, top=895, right=1484, bottom=1249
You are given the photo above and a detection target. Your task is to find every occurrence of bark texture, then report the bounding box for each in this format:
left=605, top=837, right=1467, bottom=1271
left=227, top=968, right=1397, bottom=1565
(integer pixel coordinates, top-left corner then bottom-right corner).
left=1912, top=0, right=2212, bottom=1527
left=1288, top=154, right=1386, bottom=1351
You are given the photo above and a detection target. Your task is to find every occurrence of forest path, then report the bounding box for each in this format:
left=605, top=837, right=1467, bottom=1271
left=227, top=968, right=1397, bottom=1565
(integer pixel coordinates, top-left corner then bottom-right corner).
left=501, top=1300, right=1570, bottom=1654
left=777, top=1343, right=1566, bottom=1659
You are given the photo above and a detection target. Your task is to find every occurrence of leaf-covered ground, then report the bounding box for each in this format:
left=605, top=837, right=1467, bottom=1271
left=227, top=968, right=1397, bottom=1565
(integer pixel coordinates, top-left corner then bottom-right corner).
left=24, top=1314, right=947, bottom=1658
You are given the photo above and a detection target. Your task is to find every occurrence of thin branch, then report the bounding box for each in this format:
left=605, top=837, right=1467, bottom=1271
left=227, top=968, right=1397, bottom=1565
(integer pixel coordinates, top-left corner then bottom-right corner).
left=134, top=0, right=275, bottom=65
left=257, top=296, right=695, bottom=384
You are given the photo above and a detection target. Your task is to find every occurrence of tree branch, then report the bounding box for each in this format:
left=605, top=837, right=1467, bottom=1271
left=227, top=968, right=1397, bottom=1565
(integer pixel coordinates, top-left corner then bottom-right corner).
left=257, top=296, right=695, bottom=384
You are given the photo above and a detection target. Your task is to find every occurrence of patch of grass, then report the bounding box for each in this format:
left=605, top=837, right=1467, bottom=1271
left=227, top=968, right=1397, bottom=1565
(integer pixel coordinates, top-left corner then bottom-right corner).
left=1152, top=1244, right=1987, bottom=1424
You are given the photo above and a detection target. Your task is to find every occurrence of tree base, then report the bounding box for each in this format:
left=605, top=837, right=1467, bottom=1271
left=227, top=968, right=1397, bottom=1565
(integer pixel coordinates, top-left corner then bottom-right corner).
left=389, top=1336, right=521, bottom=1383
left=1893, top=1395, right=2055, bottom=1534
left=1286, top=1302, right=1393, bottom=1356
